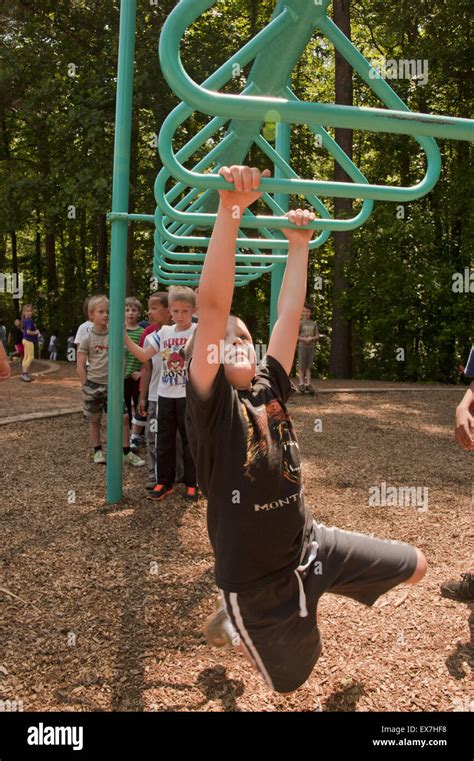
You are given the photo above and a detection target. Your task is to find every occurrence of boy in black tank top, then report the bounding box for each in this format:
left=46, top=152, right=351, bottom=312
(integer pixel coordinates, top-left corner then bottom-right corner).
left=185, top=165, right=427, bottom=693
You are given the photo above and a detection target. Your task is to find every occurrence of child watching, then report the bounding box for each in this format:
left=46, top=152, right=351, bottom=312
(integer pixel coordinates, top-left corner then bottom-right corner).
left=184, top=165, right=426, bottom=694
left=124, top=297, right=145, bottom=452
left=21, top=303, right=39, bottom=382
left=138, top=292, right=170, bottom=488
left=9, top=318, right=24, bottom=360
left=77, top=295, right=145, bottom=468
left=297, top=304, right=319, bottom=395
left=137, top=292, right=185, bottom=491
left=139, top=292, right=171, bottom=346
left=125, top=287, right=198, bottom=501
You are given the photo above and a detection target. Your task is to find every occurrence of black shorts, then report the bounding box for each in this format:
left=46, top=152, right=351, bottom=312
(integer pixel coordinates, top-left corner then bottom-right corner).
left=220, top=521, right=418, bottom=693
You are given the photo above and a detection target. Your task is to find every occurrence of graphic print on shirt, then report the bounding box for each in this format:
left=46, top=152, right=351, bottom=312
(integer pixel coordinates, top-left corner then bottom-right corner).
left=240, top=396, right=301, bottom=484
left=92, top=341, right=108, bottom=354
left=161, top=340, right=187, bottom=386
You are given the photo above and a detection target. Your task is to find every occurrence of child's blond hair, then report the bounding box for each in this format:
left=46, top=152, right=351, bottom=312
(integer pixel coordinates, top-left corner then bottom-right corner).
left=167, top=286, right=196, bottom=309
left=125, top=296, right=142, bottom=314
left=88, top=295, right=109, bottom=318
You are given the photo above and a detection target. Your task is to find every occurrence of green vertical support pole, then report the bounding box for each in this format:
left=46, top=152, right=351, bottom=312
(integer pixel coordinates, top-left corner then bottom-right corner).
left=269, top=117, right=291, bottom=334
left=106, top=0, right=137, bottom=503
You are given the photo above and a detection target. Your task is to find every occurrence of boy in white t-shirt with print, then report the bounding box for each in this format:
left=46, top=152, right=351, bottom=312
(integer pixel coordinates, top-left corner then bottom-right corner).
left=125, top=286, right=198, bottom=501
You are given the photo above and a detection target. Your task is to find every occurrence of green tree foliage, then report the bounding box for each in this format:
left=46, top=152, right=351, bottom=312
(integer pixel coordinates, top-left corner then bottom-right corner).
left=0, top=0, right=472, bottom=377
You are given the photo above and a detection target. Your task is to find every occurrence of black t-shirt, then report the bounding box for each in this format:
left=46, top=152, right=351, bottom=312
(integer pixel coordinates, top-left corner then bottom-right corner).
left=185, top=354, right=313, bottom=592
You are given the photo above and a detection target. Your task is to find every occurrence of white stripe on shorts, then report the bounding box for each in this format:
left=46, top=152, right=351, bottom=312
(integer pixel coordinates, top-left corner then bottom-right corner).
left=228, top=592, right=275, bottom=691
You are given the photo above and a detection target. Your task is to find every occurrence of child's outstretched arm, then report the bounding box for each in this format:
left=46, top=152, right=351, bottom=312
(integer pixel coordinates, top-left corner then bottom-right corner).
left=124, top=333, right=157, bottom=363
left=267, top=209, right=316, bottom=374
left=190, top=165, right=270, bottom=400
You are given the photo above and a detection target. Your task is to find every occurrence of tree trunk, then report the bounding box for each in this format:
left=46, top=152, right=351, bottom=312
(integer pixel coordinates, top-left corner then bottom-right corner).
left=97, top=212, right=108, bottom=292
left=45, top=229, right=58, bottom=293
left=11, top=230, right=20, bottom=318
left=35, top=212, right=42, bottom=289
left=79, top=209, right=88, bottom=288
left=329, top=0, right=353, bottom=379
left=0, top=234, right=5, bottom=272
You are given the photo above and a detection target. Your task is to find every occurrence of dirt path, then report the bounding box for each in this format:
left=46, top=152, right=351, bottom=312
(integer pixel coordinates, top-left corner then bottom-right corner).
left=0, top=361, right=82, bottom=422
left=0, top=360, right=464, bottom=424
left=0, top=386, right=472, bottom=712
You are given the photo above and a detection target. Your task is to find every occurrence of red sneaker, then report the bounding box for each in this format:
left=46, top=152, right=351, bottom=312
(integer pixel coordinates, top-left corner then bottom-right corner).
left=147, top=484, right=174, bottom=501
left=185, top=486, right=199, bottom=502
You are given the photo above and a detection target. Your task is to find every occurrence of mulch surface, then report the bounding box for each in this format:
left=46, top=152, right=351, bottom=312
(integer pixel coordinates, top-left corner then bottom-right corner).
left=0, top=379, right=472, bottom=712
left=0, top=361, right=82, bottom=420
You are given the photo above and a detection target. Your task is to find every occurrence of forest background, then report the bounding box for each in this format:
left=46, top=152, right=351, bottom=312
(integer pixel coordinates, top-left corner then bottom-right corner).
left=0, top=0, right=472, bottom=380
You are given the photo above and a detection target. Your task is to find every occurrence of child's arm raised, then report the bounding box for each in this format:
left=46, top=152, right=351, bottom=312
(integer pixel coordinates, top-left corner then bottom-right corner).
left=124, top=332, right=157, bottom=363
left=190, top=165, right=270, bottom=400
left=267, top=209, right=316, bottom=375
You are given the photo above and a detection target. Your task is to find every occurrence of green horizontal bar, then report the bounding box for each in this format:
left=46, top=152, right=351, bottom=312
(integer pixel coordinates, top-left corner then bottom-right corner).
left=108, top=212, right=155, bottom=223
left=161, top=0, right=473, bottom=143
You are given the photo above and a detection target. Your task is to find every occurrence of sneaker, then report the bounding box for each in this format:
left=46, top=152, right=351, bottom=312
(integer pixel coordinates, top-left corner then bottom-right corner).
left=185, top=486, right=199, bottom=502
left=93, top=449, right=106, bottom=465
left=440, top=572, right=474, bottom=602
left=147, top=483, right=174, bottom=501
left=305, top=384, right=316, bottom=396
left=130, top=437, right=139, bottom=454
left=145, top=481, right=157, bottom=491
left=203, top=607, right=236, bottom=648
left=123, top=451, right=145, bottom=467
left=298, top=383, right=306, bottom=394
left=21, top=373, right=32, bottom=382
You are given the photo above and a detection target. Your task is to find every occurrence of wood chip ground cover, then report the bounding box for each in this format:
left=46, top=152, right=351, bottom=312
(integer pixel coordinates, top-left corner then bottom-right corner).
left=0, top=367, right=472, bottom=712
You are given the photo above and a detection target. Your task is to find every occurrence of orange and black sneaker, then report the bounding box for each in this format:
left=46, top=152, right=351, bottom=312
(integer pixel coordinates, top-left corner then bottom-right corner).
left=440, top=572, right=474, bottom=602
left=185, top=486, right=199, bottom=502
left=147, top=484, right=174, bottom=502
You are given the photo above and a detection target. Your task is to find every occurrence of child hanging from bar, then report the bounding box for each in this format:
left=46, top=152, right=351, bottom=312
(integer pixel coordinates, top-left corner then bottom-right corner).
left=184, top=165, right=427, bottom=693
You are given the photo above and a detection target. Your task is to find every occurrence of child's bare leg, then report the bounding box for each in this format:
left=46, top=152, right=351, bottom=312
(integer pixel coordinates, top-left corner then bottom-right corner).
left=131, top=422, right=142, bottom=437
left=403, top=547, right=427, bottom=585
left=90, top=421, right=101, bottom=448
left=122, top=415, right=130, bottom=447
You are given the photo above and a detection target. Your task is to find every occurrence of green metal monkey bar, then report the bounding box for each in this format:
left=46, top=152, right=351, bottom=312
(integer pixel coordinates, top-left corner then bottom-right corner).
left=106, top=0, right=474, bottom=503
